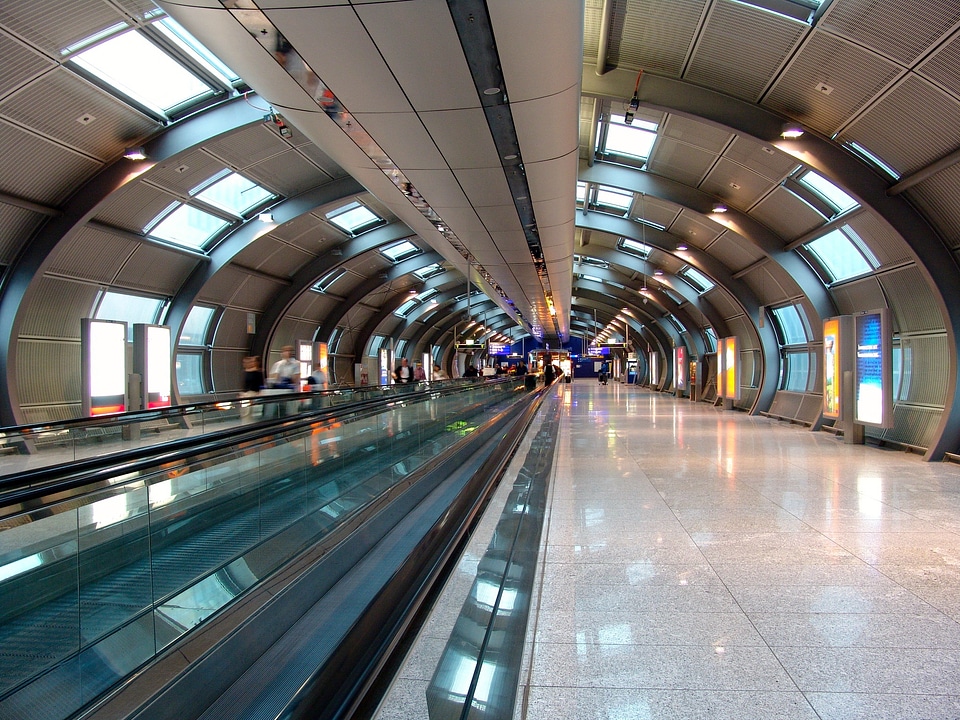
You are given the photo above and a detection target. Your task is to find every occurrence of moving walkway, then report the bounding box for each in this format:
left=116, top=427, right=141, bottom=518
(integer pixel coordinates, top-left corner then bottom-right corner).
left=0, top=377, right=550, bottom=720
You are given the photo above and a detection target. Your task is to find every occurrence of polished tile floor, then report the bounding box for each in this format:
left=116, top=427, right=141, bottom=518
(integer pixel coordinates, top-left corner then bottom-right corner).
left=380, top=381, right=960, bottom=720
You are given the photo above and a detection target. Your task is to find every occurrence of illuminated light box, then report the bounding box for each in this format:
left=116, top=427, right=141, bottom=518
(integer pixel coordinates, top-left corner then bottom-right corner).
left=134, top=324, right=171, bottom=410
left=854, top=309, right=893, bottom=428
left=822, top=316, right=853, bottom=421
left=82, top=318, right=127, bottom=416
left=674, top=346, right=687, bottom=390
left=379, top=347, right=391, bottom=386
left=718, top=336, right=739, bottom=400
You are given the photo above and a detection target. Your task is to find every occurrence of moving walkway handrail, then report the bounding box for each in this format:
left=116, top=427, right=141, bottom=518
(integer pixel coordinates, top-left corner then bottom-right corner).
left=0, top=379, right=511, bottom=513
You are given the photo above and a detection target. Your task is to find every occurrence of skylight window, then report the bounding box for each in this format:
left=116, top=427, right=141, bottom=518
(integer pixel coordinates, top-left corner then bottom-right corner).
left=619, top=238, right=651, bottom=258
left=772, top=304, right=810, bottom=345
left=798, top=171, right=859, bottom=214
left=414, top=263, right=444, bottom=280
left=417, top=288, right=439, bottom=302
left=601, top=115, right=658, bottom=161
left=845, top=141, right=900, bottom=180
left=326, top=201, right=382, bottom=235
left=381, top=239, right=420, bottom=262
left=704, top=326, right=718, bottom=352
left=579, top=274, right=603, bottom=283
left=732, top=0, right=819, bottom=23
left=596, top=186, right=633, bottom=212
left=575, top=254, right=608, bottom=269
left=148, top=203, right=230, bottom=249
left=155, top=18, right=240, bottom=86
left=804, top=227, right=876, bottom=283
left=95, top=291, right=166, bottom=340
left=194, top=171, right=274, bottom=216
left=680, top=267, right=715, bottom=293
left=314, top=269, right=346, bottom=293
left=71, top=28, right=214, bottom=115
left=576, top=182, right=587, bottom=205
left=394, top=299, right=419, bottom=317
left=180, top=305, right=216, bottom=346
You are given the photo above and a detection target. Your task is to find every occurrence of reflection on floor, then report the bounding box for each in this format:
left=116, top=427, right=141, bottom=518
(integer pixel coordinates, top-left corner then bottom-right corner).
left=377, top=382, right=960, bottom=720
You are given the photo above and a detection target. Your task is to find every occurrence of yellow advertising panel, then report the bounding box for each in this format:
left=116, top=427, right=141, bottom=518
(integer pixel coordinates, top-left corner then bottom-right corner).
left=722, top=336, right=739, bottom=400
left=823, top=318, right=840, bottom=419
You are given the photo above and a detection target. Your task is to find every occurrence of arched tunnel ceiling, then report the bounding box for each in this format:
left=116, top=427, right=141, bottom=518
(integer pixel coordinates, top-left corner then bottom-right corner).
left=3, top=0, right=960, bottom=454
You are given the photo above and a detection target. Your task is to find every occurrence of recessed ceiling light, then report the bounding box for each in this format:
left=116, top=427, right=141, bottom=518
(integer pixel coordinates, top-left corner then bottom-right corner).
left=729, top=182, right=741, bottom=190
left=484, top=87, right=501, bottom=95
left=504, top=153, right=518, bottom=160
left=780, top=123, right=804, bottom=139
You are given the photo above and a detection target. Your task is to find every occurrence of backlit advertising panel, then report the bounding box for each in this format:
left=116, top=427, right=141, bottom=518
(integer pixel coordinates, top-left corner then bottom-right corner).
left=134, top=324, right=171, bottom=409
left=82, top=318, right=127, bottom=416
left=720, top=336, right=739, bottom=400
left=854, top=309, right=893, bottom=428
left=379, top=347, right=390, bottom=386
left=822, top=317, right=841, bottom=420
left=674, top=346, right=687, bottom=390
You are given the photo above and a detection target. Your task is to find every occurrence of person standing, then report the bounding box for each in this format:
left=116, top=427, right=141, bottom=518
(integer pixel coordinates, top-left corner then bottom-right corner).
left=394, top=357, right=413, bottom=383
left=413, top=362, right=426, bottom=381
left=432, top=364, right=448, bottom=380
left=240, top=356, right=264, bottom=418
left=270, top=345, right=300, bottom=389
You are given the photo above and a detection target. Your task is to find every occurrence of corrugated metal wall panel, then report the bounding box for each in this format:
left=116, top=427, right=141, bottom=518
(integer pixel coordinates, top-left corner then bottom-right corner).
left=115, top=244, right=200, bottom=294
left=248, top=149, right=336, bottom=198
left=725, top=137, right=800, bottom=183
left=0, top=0, right=127, bottom=56
left=798, top=393, right=823, bottom=423
left=16, top=337, right=80, bottom=405
left=917, top=28, right=960, bottom=100
left=905, top=162, right=960, bottom=249
left=839, top=74, right=960, bottom=178
left=879, top=265, right=945, bottom=333
left=214, top=308, right=254, bottom=349
left=20, top=404, right=81, bottom=424
left=618, top=0, right=706, bottom=76
left=845, top=211, right=914, bottom=268
left=820, top=0, right=960, bottom=66
left=205, top=123, right=294, bottom=174
left=762, top=29, right=902, bottom=137
left=705, top=230, right=766, bottom=271
left=698, top=158, right=772, bottom=210
left=93, top=179, right=179, bottom=233
left=769, top=390, right=802, bottom=418
left=685, top=0, right=808, bottom=102
left=900, top=333, right=949, bottom=407
left=0, top=121, right=101, bottom=205
left=880, top=404, right=942, bottom=449
left=739, top=262, right=798, bottom=307
left=147, top=148, right=226, bottom=197
left=232, top=236, right=315, bottom=278
left=18, top=276, right=98, bottom=338
left=0, top=68, right=158, bottom=162
left=645, top=138, right=715, bottom=186
left=749, top=186, right=826, bottom=241
left=211, top=348, right=245, bottom=394
left=703, top=287, right=742, bottom=320
left=47, top=223, right=135, bottom=283
left=830, top=276, right=887, bottom=316
left=660, top=114, right=733, bottom=153
left=0, top=30, right=54, bottom=98
left=0, top=205, right=44, bottom=265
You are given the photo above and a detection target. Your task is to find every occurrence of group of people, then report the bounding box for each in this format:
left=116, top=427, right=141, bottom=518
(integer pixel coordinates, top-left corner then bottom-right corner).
left=244, top=348, right=544, bottom=398
left=393, top=358, right=449, bottom=384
